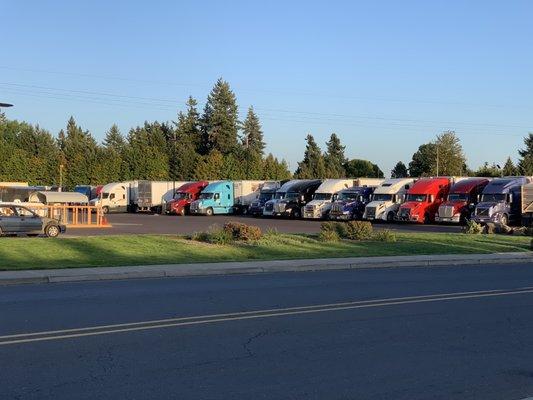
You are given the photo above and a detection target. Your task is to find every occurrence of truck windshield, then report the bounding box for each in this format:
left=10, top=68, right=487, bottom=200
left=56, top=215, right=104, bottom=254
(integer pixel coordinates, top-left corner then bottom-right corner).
left=406, top=194, right=427, bottom=202
left=199, top=193, right=214, bottom=199
left=338, top=192, right=359, bottom=201
left=313, top=193, right=331, bottom=201
left=372, top=194, right=392, bottom=202
left=274, top=192, right=285, bottom=200
left=174, top=192, right=189, bottom=200
left=101, top=193, right=110, bottom=199
left=285, top=192, right=299, bottom=200
left=259, top=193, right=274, bottom=202
left=481, top=193, right=506, bottom=202
left=448, top=193, right=468, bottom=202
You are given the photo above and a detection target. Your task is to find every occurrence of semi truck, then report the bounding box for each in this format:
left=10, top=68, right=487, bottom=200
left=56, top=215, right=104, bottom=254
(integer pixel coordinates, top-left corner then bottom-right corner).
left=363, top=178, right=415, bottom=222
left=271, top=180, right=322, bottom=218
left=397, top=177, right=452, bottom=223
left=262, top=180, right=301, bottom=217
left=329, top=186, right=377, bottom=220
left=521, top=182, right=533, bottom=227
left=303, top=179, right=356, bottom=219
left=435, top=178, right=490, bottom=224
left=248, top=181, right=283, bottom=216
left=165, top=181, right=209, bottom=215
left=472, top=176, right=532, bottom=226
left=135, top=181, right=187, bottom=213
left=189, top=180, right=265, bottom=216
left=90, top=181, right=138, bottom=213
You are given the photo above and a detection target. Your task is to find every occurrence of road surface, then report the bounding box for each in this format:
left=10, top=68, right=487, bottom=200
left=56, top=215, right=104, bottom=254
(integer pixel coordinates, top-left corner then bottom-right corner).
left=1, top=262, right=532, bottom=399
left=67, top=213, right=462, bottom=236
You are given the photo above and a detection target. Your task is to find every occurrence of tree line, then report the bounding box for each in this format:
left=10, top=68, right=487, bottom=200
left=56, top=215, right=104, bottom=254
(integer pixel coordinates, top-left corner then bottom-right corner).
left=1, top=78, right=532, bottom=188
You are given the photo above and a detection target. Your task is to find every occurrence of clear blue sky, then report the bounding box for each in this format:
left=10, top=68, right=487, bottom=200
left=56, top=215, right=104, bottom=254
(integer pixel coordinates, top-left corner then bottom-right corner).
left=2, top=0, right=532, bottom=175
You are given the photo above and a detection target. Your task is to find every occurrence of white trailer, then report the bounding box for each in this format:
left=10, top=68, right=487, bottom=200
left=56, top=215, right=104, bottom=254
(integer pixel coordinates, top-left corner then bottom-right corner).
left=90, top=181, right=138, bottom=213
left=136, top=181, right=188, bottom=213
left=363, top=178, right=415, bottom=221
left=303, top=179, right=355, bottom=219
left=233, top=180, right=267, bottom=213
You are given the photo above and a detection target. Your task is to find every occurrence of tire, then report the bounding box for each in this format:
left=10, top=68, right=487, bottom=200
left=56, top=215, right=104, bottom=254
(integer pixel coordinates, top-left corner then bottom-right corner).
left=45, top=224, right=60, bottom=238
left=424, top=213, right=431, bottom=224
left=292, top=208, right=301, bottom=219
left=386, top=211, right=395, bottom=222
left=500, top=214, right=509, bottom=226
left=102, top=206, right=109, bottom=214
left=205, top=207, right=214, bottom=216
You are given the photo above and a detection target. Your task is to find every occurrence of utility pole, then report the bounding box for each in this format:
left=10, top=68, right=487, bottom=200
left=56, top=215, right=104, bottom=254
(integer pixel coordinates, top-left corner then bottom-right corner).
left=59, top=164, right=64, bottom=192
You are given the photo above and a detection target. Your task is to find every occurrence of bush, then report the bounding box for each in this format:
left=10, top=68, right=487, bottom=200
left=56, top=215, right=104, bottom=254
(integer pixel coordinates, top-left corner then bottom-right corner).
left=191, top=224, right=233, bottom=245
left=223, top=221, right=262, bottom=242
left=319, top=229, right=340, bottom=242
left=320, top=221, right=348, bottom=238
left=373, top=229, right=397, bottom=242
left=463, top=220, right=483, bottom=234
left=344, top=221, right=373, bottom=241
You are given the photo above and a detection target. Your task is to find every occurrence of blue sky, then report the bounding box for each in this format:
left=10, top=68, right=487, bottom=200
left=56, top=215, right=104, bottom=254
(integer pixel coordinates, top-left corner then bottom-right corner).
left=1, top=0, right=532, bottom=175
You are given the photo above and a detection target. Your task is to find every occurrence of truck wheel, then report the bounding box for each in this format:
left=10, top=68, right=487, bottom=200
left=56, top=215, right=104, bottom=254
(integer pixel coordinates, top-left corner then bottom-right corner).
left=424, top=213, right=431, bottom=224
left=102, top=206, right=109, bottom=214
left=292, top=208, right=301, bottom=219
left=179, top=208, right=186, bottom=216
left=386, top=211, right=394, bottom=222
left=45, top=224, right=60, bottom=238
left=500, top=214, right=509, bottom=226
left=206, top=207, right=214, bottom=216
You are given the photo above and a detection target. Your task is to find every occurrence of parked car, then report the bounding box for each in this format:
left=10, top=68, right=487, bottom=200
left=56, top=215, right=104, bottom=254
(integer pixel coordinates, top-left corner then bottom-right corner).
left=0, top=204, right=66, bottom=237
left=435, top=178, right=490, bottom=224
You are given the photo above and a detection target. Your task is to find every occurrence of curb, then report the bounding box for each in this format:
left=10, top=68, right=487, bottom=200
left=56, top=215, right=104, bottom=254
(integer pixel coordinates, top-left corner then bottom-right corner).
left=0, top=252, right=532, bottom=286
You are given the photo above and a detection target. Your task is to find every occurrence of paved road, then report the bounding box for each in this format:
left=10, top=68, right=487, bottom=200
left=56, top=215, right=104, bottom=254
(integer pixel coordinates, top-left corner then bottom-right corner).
left=1, top=263, right=533, bottom=399
left=67, top=213, right=462, bottom=236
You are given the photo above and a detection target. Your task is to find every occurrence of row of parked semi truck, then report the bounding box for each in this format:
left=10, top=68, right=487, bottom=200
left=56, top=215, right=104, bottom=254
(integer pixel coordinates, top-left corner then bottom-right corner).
left=86, top=176, right=533, bottom=226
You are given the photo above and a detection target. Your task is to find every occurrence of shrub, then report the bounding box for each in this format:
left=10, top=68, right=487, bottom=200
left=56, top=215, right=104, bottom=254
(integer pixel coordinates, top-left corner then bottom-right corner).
left=373, top=229, right=397, bottom=242
left=223, top=221, right=262, bottom=242
left=191, top=224, right=233, bottom=245
left=344, top=221, right=373, bottom=241
left=463, top=220, right=483, bottom=235
left=320, top=221, right=347, bottom=238
left=319, top=229, right=340, bottom=242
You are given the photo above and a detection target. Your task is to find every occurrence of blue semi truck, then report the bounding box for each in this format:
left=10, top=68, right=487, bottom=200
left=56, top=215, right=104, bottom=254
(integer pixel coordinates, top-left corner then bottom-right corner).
left=189, top=180, right=267, bottom=215
left=472, top=176, right=532, bottom=225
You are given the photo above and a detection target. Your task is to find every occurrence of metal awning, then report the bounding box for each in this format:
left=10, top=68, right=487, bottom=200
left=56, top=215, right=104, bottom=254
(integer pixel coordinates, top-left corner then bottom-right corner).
left=28, top=191, right=89, bottom=204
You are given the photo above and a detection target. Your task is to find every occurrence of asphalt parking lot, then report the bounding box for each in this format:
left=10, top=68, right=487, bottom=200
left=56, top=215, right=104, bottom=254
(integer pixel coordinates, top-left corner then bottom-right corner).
left=66, top=213, right=462, bottom=236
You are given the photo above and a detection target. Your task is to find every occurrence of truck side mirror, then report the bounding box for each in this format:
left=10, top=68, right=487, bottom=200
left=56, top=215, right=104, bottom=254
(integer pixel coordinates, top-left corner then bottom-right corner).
left=214, top=193, right=220, bottom=200
left=477, top=194, right=481, bottom=202
left=429, top=195, right=434, bottom=203
left=332, top=194, right=338, bottom=202
left=508, top=193, right=513, bottom=203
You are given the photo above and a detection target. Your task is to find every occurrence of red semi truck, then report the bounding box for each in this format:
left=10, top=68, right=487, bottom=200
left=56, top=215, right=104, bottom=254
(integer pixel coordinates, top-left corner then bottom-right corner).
left=435, top=178, right=490, bottom=224
left=397, top=177, right=451, bottom=224
left=165, top=181, right=209, bottom=215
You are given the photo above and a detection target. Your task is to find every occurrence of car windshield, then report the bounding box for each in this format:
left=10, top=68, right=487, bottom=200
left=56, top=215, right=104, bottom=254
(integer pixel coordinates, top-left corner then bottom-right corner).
left=448, top=193, right=468, bottom=202
left=406, top=194, right=427, bottom=202
left=274, top=192, right=285, bottom=200
left=259, top=193, right=274, bottom=202
left=199, top=193, right=213, bottom=199
left=481, top=193, right=506, bottom=202
left=338, top=192, right=359, bottom=201
left=313, top=193, right=331, bottom=201
left=101, top=193, right=110, bottom=199
left=285, top=192, right=299, bottom=200
left=174, top=192, right=188, bottom=200
left=372, top=194, right=392, bottom=202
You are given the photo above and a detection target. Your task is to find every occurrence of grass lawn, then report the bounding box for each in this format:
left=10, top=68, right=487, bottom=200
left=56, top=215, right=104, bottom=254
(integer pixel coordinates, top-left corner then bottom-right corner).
left=0, top=232, right=531, bottom=271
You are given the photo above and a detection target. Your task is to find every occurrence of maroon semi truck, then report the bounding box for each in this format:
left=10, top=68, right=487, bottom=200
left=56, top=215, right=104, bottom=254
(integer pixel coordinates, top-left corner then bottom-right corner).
left=165, top=181, right=209, bottom=215
left=435, top=178, right=490, bottom=224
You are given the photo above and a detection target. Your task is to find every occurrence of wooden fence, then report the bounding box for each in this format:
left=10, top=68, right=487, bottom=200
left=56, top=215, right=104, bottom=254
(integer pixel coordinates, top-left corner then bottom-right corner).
left=24, top=204, right=111, bottom=228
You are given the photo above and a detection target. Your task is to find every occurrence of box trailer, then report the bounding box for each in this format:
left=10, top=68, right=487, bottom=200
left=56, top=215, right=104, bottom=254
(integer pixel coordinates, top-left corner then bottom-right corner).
left=522, top=183, right=533, bottom=227
left=135, top=181, right=188, bottom=213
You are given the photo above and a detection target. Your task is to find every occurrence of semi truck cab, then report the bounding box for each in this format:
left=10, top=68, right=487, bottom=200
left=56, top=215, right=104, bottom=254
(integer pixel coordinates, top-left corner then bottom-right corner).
left=363, top=178, right=415, bottom=222
left=272, top=180, right=322, bottom=218
left=472, top=177, right=531, bottom=226
left=190, top=181, right=233, bottom=216
left=249, top=181, right=283, bottom=216
left=329, top=186, right=375, bottom=220
left=435, top=178, right=490, bottom=224
left=303, top=179, right=354, bottom=219
left=166, top=181, right=209, bottom=215
left=397, top=177, right=451, bottom=223
left=263, top=180, right=300, bottom=217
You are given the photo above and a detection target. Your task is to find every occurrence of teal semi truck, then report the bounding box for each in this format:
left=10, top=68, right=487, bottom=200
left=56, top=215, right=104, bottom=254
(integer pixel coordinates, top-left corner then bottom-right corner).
left=189, top=180, right=266, bottom=215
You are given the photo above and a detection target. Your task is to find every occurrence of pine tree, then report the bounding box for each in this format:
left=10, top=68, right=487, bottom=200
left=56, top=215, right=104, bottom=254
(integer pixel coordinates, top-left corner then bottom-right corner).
left=295, top=134, right=327, bottom=178
left=324, top=133, right=346, bottom=178
left=241, top=106, right=265, bottom=156
left=502, top=156, right=518, bottom=176
left=474, top=162, right=502, bottom=177
left=344, top=159, right=383, bottom=178
left=518, top=133, right=533, bottom=175
left=201, top=78, right=239, bottom=155
left=391, top=161, right=409, bottom=178
left=195, top=150, right=224, bottom=180
left=97, top=125, right=126, bottom=183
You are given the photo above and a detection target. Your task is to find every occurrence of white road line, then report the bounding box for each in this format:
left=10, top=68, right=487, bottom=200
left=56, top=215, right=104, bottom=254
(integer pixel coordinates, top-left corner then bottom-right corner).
left=2, top=287, right=533, bottom=346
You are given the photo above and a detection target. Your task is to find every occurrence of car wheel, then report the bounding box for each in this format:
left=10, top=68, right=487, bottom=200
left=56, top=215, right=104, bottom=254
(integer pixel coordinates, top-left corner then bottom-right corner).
left=45, top=224, right=60, bottom=238
left=387, top=211, right=395, bottom=222
left=206, top=207, right=214, bottom=216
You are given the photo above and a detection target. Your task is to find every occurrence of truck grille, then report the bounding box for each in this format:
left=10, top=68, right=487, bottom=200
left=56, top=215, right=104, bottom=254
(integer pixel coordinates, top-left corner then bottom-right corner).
left=265, top=203, right=274, bottom=212
left=398, top=208, right=410, bottom=219
left=274, top=203, right=286, bottom=213
left=365, top=206, right=376, bottom=219
left=305, top=205, right=314, bottom=213
left=439, top=205, right=454, bottom=218
left=331, top=203, right=343, bottom=213
left=476, top=208, right=489, bottom=217
left=190, top=202, right=199, bottom=211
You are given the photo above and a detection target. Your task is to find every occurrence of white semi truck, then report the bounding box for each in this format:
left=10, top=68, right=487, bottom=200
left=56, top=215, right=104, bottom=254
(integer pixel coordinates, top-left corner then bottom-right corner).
left=303, top=179, right=356, bottom=219
left=363, top=178, right=415, bottom=221
left=90, top=181, right=138, bottom=213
